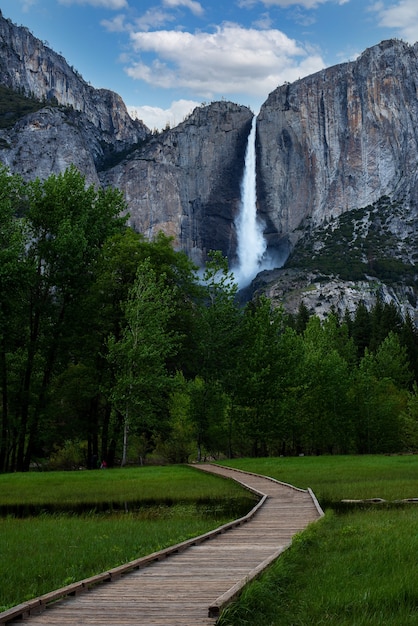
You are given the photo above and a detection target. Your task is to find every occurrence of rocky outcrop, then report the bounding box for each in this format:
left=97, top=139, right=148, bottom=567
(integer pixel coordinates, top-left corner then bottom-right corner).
left=100, top=102, right=253, bottom=265
left=0, top=11, right=149, bottom=149
left=253, top=267, right=418, bottom=323
left=257, top=39, right=418, bottom=251
left=0, top=106, right=102, bottom=184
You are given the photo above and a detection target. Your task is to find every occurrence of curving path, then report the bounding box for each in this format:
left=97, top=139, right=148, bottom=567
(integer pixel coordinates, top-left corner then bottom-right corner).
left=1, top=464, right=323, bottom=626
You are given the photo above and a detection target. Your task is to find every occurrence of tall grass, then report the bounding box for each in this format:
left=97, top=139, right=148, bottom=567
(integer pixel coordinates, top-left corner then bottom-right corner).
left=0, top=506, right=234, bottom=612
left=217, top=456, right=418, bottom=625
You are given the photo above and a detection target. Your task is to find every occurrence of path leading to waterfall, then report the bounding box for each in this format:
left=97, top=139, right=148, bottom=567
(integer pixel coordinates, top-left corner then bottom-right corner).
left=1, top=464, right=323, bottom=626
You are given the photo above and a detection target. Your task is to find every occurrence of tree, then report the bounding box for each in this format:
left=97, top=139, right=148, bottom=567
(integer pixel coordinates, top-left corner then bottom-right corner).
left=362, top=332, right=412, bottom=389
left=297, top=316, right=353, bottom=454
left=232, top=298, right=293, bottom=456
left=352, top=333, right=411, bottom=453
left=294, top=301, right=310, bottom=334
left=0, top=167, right=28, bottom=471
left=160, top=372, right=195, bottom=463
left=106, top=259, right=179, bottom=466
left=399, top=384, right=418, bottom=451
left=187, top=251, right=244, bottom=456
left=3, top=166, right=126, bottom=470
left=351, top=301, right=372, bottom=359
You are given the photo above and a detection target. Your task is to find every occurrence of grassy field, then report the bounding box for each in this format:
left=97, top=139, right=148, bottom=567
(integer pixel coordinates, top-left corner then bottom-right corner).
left=0, top=463, right=248, bottom=507
left=2, top=456, right=418, bottom=623
left=217, top=456, right=418, bottom=625
left=218, top=454, right=418, bottom=503
left=0, top=465, right=254, bottom=612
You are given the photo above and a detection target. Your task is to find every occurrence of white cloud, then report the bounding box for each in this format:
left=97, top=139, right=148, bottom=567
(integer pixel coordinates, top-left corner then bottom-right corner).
left=237, top=0, right=349, bottom=6
left=162, top=0, right=204, bottom=17
left=58, top=0, right=128, bottom=8
left=257, top=0, right=348, bottom=7
left=127, top=24, right=325, bottom=100
left=20, top=0, right=37, bottom=11
left=252, top=12, right=274, bottom=29
left=134, top=9, right=177, bottom=32
left=373, top=0, right=418, bottom=42
left=101, top=14, right=128, bottom=32
left=127, top=99, right=200, bottom=130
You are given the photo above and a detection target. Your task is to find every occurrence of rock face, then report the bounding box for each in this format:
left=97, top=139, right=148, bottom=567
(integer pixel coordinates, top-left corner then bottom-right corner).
left=2, top=9, right=418, bottom=315
left=100, top=103, right=253, bottom=265
left=257, top=39, right=418, bottom=248
left=0, top=106, right=103, bottom=185
left=0, top=11, right=149, bottom=159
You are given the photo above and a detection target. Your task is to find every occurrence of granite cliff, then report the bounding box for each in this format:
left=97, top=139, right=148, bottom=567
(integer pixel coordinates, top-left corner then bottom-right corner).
left=257, top=39, right=418, bottom=248
left=255, top=39, right=418, bottom=319
left=1, top=9, right=418, bottom=318
left=100, top=102, right=252, bottom=265
left=0, top=10, right=149, bottom=184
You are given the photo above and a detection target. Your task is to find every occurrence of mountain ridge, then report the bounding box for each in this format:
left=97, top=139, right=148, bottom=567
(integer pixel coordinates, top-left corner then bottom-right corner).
left=1, top=9, right=418, bottom=320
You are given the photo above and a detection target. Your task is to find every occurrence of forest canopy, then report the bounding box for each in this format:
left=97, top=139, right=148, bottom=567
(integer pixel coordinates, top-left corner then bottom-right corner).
left=1, top=166, right=418, bottom=473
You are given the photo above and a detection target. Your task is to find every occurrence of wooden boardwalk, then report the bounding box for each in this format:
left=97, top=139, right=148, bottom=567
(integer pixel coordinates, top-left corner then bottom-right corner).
left=1, top=464, right=323, bottom=626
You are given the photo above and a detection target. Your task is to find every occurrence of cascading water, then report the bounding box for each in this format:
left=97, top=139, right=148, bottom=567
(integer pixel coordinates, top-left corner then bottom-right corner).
left=233, top=115, right=268, bottom=289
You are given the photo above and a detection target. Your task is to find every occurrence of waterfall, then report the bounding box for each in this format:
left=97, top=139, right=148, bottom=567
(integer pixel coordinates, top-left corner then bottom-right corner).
left=233, top=115, right=268, bottom=289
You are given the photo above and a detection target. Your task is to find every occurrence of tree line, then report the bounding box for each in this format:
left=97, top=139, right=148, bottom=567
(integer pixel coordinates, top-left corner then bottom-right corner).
left=1, top=165, right=418, bottom=472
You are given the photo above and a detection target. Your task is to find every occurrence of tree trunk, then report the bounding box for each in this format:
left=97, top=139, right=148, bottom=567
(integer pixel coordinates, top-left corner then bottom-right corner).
left=121, top=405, right=129, bottom=467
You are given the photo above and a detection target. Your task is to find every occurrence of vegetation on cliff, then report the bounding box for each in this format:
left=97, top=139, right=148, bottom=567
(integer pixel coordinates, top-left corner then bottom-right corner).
left=287, top=196, right=418, bottom=285
left=0, top=85, right=58, bottom=129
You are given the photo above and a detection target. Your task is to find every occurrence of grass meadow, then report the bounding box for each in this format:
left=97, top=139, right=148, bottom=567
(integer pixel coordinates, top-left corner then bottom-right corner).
left=1, top=456, right=418, bottom=624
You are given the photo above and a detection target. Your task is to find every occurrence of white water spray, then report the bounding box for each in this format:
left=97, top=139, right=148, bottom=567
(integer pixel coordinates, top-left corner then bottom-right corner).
left=233, top=116, right=268, bottom=289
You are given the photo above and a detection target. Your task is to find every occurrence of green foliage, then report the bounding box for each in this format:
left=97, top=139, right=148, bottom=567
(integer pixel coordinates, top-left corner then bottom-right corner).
left=106, top=259, right=180, bottom=465
left=286, top=196, right=418, bottom=285
left=399, top=384, right=418, bottom=450
left=0, top=85, right=55, bottom=129
left=47, top=440, right=88, bottom=471
left=157, top=372, right=195, bottom=463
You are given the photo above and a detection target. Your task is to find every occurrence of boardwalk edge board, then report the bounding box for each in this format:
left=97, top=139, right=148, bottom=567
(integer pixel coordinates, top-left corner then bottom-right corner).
left=308, top=487, right=325, bottom=517
left=207, top=544, right=290, bottom=618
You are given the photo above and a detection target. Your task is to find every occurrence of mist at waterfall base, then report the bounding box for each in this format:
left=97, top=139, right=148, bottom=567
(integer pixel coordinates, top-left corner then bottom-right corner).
left=232, top=117, right=283, bottom=291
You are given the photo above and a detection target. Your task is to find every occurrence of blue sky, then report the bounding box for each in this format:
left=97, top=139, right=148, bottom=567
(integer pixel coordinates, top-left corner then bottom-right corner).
left=2, top=1, right=418, bottom=129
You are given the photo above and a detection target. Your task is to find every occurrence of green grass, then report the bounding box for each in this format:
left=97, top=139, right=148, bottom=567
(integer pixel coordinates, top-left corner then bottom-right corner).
left=0, top=465, right=254, bottom=611
left=218, top=454, right=418, bottom=504
left=0, top=464, right=247, bottom=507
left=216, top=456, right=418, bottom=625
left=0, top=506, right=234, bottom=611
